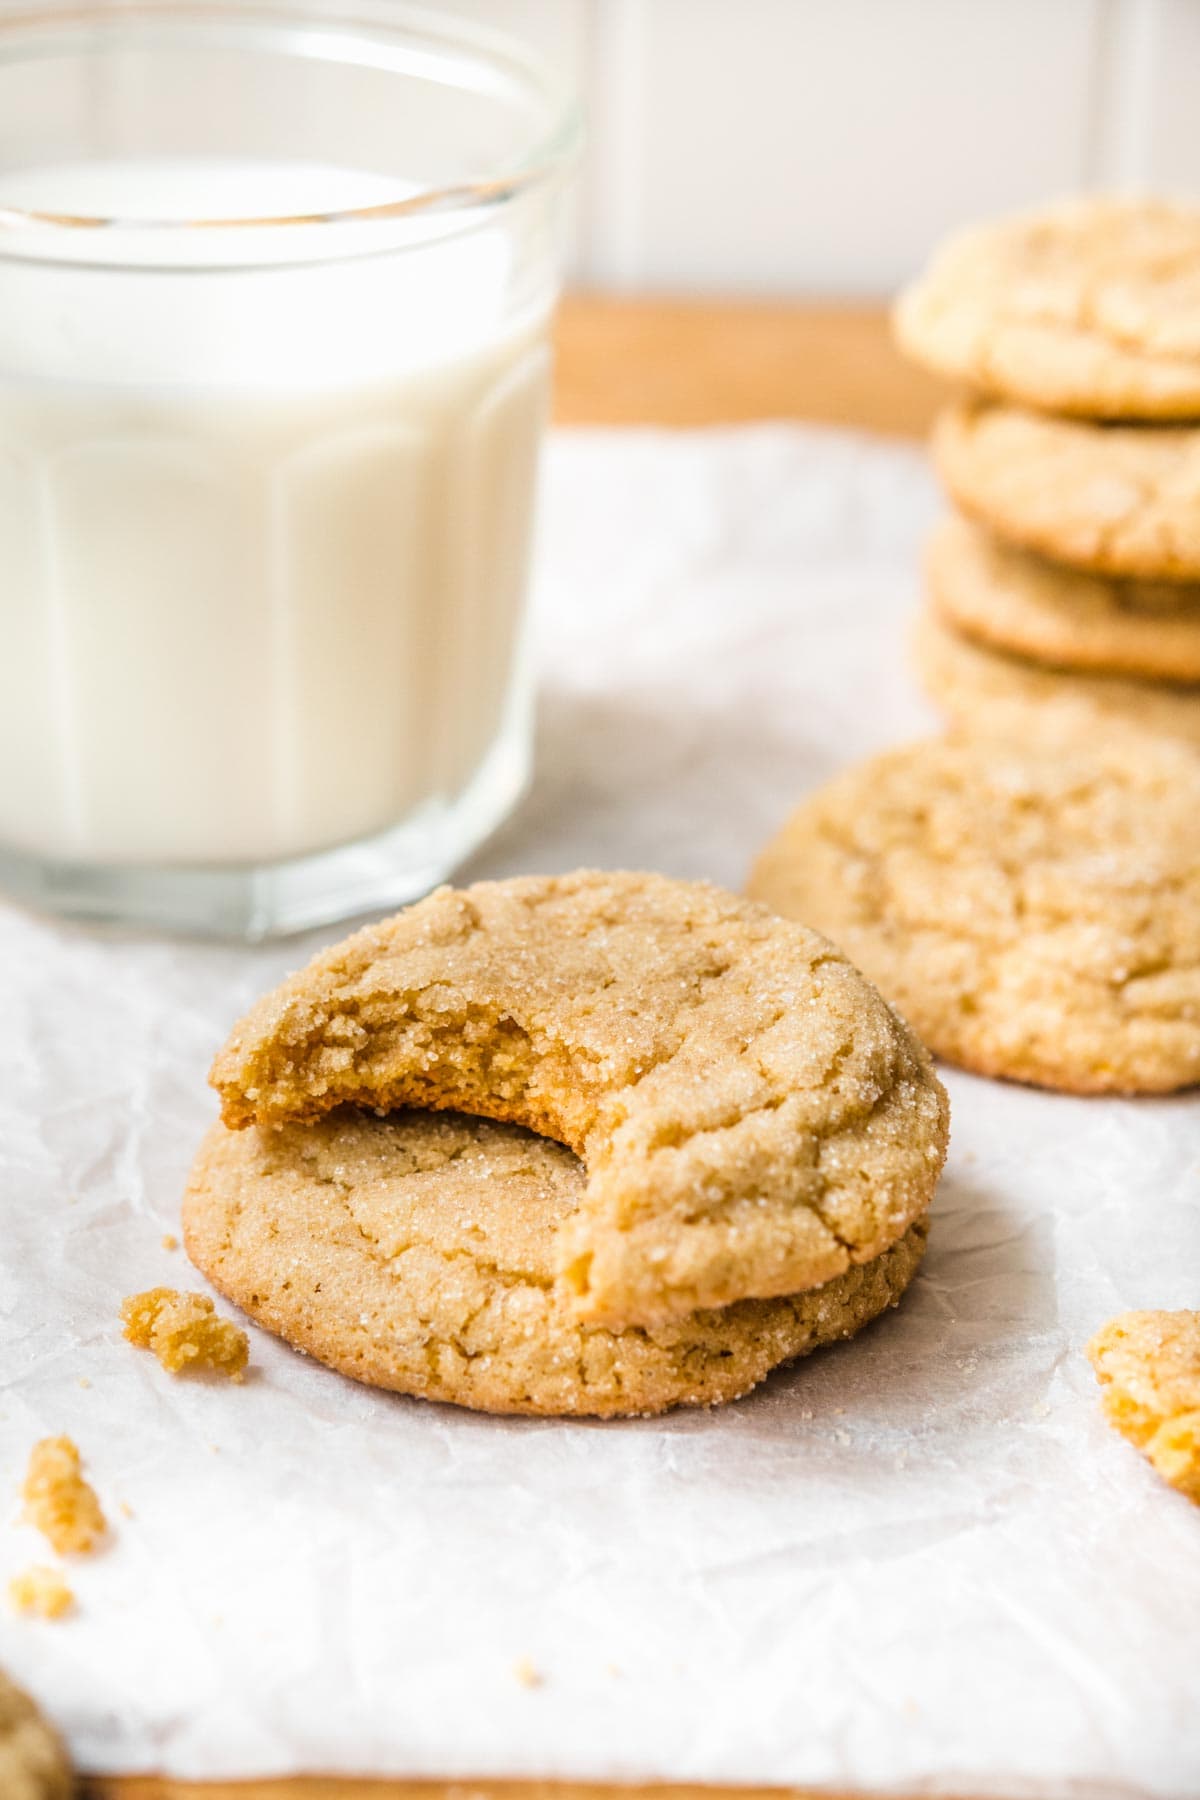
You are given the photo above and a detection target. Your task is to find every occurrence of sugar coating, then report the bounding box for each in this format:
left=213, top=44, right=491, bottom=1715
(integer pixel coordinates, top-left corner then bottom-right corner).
left=913, top=603, right=1200, bottom=748
left=895, top=196, right=1200, bottom=419
left=183, top=1109, right=929, bottom=1419
left=1087, top=1311, right=1200, bottom=1504
left=209, top=871, right=948, bottom=1331
left=7, top=1568, right=73, bottom=1622
left=0, top=1670, right=71, bottom=1799
left=748, top=734, right=1200, bottom=1094
left=927, top=514, right=1200, bottom=683
left=934, top=401, right=1200, bottom=583
left=121, top=1287, right=248, bottom=1380
left=21, top=1438, right=105, bottom=1555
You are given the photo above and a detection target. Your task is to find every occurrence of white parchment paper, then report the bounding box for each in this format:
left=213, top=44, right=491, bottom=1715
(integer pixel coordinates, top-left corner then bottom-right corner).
left=1, top=426, right=1198, bottom=1796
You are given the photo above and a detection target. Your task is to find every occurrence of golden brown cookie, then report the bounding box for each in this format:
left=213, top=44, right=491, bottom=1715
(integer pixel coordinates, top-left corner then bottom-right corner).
left=913, top=602, right=1200, bottom=747
left=1087, top=1311, right=1200, bottom=1504
left=209, top=872, right=948, bottom=1331
left=183, top=1109, right=929, bottom=1419
left=0, top=1671, right=71, bottom=1800
left=934, top=399, right=1200, bottom=581
left=927, top=514, right=1200, bottom=682
left=895, top=196, right=1200, bottom=419
left=747, top=734, right=1200, bottom=1094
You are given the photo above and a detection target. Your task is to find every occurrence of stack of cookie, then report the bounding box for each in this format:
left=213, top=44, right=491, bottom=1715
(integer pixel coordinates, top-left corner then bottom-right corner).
left=894, top=197, right=1200, bottom=746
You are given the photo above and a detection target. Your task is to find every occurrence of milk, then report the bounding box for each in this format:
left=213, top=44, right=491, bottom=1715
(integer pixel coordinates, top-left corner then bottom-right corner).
left=0, top=159, right=551, bottom=865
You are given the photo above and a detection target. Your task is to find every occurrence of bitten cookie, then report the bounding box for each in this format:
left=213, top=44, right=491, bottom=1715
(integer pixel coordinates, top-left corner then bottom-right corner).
left=1087, top=1311, right=1200, bottom=1504
left=0, top=1672, right=71, bottom=1800
left=913, top=603, right=1200, bottom=747
left=184, top=1109, right=929, bottom=1418
left=747, top=734, right=1200, bottom=1094
left=927, top=515, right=1200, bottom=683
left=209, top=871, right=949, bottom=1331
left=895, top=195, right=1200, bottom=419
left=934, top=400, right=1200, bottom=582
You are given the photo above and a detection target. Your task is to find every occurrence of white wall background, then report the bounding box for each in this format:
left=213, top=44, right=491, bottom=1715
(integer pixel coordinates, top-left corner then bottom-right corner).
left=438, top=0, right=1200, bottom=295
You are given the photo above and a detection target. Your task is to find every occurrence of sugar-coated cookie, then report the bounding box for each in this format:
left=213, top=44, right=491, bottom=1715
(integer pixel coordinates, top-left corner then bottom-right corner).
left=184, top=1109, right=928, bottom=1418
left=0, top=1672, right=71, bottom=1800
left=1088, top=1311, right=1200, bottom=1504
left=895, top=196, right=1200, bottom=419
left=210, top=872, right=948, bottom=1331
left=748, top=734, right=1200, bottom=1094
left=927, top=515, right=1200, bottom=682
left=913, top=603, right=1200, bottom=747
left=934, top=400, right=1200, bottom=582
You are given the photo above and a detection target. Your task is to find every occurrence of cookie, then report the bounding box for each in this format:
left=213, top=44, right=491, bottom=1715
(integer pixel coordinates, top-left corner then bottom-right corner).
left=927, top=515, right=1200, bottom=682
left=894, top=196, right=1200, bottom=419
left=913, top=603, right=1200, bottom=747
left=183, top=1109, right=929, bottom=1418
left=209, top=871, right=949, bottom=1331
left=747, top=734, right=1200, bottom=1094
left=934, top=399, right=1200, bottom=582
left=1087, top=1311, right=1200, bottom=1504
left=0, top=1671, right=71, bottom=1800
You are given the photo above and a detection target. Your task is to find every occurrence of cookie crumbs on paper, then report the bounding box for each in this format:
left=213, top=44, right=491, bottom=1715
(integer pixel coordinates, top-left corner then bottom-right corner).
left=8, top=1566, right=73, bottom=1620
left=513, top=1657, right=543, bottom=1689
left=121, top=1287, right=248, bottom=1380
left=22, top=1437, right=106, bottom=1554
left=1087, top=1310, right=1200, bottom=1504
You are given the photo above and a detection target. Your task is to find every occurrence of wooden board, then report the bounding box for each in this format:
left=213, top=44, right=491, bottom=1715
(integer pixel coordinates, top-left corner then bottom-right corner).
left=552, top=296, right=945, bottom=434
left=84, top=297, right=952, bottom=1800
left=81, top=1782, right=949, bottom=1800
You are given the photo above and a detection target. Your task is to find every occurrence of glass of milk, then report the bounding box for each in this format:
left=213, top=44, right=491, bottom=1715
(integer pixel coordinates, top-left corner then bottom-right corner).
left=0, top=1, right=580, bottom=936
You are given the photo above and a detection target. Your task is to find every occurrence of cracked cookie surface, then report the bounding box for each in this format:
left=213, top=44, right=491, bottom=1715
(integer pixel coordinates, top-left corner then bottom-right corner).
left=935, top=400, right=1200, bottom=582
left=209, top=871, right=948, bottom=1330
left=183, top=1109, right=928, bottom=1418
left=927, top=515, right=1200, bottom=682
left=748, top=734, right=1200, bottom=1094
left=913, top=603, right=1200, bottom=747
left=895, top=196, right=1200, bottom=419
left=1087, top=1310, right=1200, bottom=1504
left=0, top=1671, right=70, bottom=1800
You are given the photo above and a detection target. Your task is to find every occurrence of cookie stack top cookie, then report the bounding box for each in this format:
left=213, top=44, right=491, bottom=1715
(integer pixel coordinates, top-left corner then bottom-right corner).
left=895, top=196, right=1200, bottom=743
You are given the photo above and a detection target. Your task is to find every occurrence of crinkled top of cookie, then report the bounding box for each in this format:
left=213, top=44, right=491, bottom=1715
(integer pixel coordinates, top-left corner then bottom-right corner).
left=747, top=735, right=1200, bottom=1094
left=210, top=871, right=948, bottom=1329
left=934, top=400, right=1200, bottom=582
left=895, top=196, right=1200, bottom=419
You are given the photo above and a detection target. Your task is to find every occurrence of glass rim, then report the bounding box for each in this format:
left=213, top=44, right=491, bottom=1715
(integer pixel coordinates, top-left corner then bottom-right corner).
left=0, top=0, right=583, bottom=263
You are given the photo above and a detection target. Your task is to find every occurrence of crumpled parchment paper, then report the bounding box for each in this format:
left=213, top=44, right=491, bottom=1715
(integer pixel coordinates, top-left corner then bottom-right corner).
left=1, top=426, right=1197, bottom=1797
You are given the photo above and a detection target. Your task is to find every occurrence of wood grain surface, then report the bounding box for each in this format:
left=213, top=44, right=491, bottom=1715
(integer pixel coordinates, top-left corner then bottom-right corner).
left=81, top=1782, right=933, bottom=1800
left=552, top=296, right=945, bottom=433
left=81, top=297, right=949, bottom=1800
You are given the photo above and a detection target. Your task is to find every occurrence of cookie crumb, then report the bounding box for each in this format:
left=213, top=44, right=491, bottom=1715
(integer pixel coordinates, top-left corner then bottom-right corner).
left=512, top=1657, right=542, bottom=1689
left=22, top=1437, right=106, bottom=1554
left=161, top=1233, right=179, bottom=1251
left=1087, top=1310, right=1200, bottom=1504
left=121, top=1287, right=248, bottom=1380
left=7, top=1565, right=74, bottom=1620
left=77, top=1377, right=91, bottom=1390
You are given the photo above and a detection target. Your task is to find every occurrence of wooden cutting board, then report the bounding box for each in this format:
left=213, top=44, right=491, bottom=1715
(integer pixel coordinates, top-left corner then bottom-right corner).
left=80, top=298, right=948, bottom=1800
